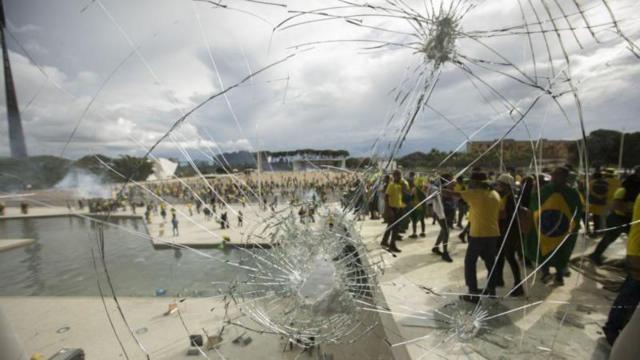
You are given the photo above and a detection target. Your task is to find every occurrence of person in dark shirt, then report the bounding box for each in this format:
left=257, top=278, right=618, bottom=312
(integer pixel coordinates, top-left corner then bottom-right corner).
left=494, top=174, right=524, bottom=296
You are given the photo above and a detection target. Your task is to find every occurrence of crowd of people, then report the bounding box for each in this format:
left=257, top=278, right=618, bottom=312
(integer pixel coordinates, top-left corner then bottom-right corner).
left=73, top=172, right=358, bottom=235
left=373, top=165, right=640, bottom=345
left=132, top=173, right=355, bottom=207
left=9, top=164, right=636, bottom=348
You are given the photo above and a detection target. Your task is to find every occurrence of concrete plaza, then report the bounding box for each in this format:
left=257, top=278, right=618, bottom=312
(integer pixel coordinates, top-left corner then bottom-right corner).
left=0, top=202, right=625, bottom=359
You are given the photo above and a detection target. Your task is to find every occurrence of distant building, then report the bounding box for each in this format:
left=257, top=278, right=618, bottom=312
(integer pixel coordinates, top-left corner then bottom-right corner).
left=467, top=139, right=573, bottom=165
left=259, top=149, right=349, bottom=172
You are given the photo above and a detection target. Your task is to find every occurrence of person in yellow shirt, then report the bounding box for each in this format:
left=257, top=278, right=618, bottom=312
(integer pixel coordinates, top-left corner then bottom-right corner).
left=603, top=193, right=640, bottom=346
left=605, top=169, right=622, bottom=209
left=380, top=170, right=407, bottom=253
left=590, top=167, right=640, bottom=265
left=446, top=171, right=501, bottom=303
left=588, top=172, right=609, bottom=236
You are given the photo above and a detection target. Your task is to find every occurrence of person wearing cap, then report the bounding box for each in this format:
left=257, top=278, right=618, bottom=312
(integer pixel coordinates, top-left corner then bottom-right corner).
left=380, top=170, right=407, bottom=252
left=494, top=173, right=525, bottom=296
left=445, top=171, right=501, bottom=302
left=590, top=167, right=640, bottom=265
left=524, top=166, right=583, bottom=286
left=602, top=193, right=640, bottom=346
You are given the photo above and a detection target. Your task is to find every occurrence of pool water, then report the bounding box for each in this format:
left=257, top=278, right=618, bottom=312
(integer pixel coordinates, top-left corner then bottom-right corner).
left=0, top=216, right=256, bottom=297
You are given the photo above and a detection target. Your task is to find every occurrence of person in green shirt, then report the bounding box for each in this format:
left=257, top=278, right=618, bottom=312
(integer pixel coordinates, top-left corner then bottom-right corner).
left=524, top=166, right=582, bottom=286
left=494, top=173, right=525, bottom=297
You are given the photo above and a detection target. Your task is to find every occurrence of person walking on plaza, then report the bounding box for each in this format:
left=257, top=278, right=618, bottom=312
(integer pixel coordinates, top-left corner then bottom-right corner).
left=427, top=177, right=452, bottom=262
left=590, top=167, right=640, bottom=265
left=441, top=175, right=456, bottom=229
left=454, top=176, right=467, bottom=229
left=602, top=193, right=640, bottom=346
left=380, top=170, right=407, bottom=253
left=409, top=175, right=426, bottom=239
left=524, top=166, right=583, bottom=286
left=379, top=175, right=390, bottom=223
left=145, top=205, right=152, bottom=224
left=220, top=211, right=229, bottom=229
left=171, top=214, right=179, bottom=236
left=238, top=210, right=243, bottom=227
left=494, top=174, right=525, bottom=296
left=160, top=203, right=167, bottom=222
left=398, top=172, right=413, bottom=235
left=447, top=171, right=501, bottom=302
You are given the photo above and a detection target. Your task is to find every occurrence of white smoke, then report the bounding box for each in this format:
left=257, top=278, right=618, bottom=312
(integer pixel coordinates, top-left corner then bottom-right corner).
left=55, top=169, right=112, bottom=199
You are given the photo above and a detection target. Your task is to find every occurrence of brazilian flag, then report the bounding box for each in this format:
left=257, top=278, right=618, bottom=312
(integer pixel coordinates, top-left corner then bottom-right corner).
left=524, top=184, right=583, bottom=268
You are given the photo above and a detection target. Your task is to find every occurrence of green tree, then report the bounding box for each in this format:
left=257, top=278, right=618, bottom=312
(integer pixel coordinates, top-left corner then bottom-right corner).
left=73, top=154, right=112, bottom=176
left=110, top=155, right=153, bottom=181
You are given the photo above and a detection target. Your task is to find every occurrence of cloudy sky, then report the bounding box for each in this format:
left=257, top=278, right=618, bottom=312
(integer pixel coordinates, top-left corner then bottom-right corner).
left=1, top=0, right=639, bottom=160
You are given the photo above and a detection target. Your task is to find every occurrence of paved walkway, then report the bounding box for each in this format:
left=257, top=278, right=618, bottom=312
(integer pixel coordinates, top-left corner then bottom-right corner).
left=1, top=295, right=398, bottom=360
left=0, top=204, right=625, bottom=359
left=358, top=217, right=618, bottom=359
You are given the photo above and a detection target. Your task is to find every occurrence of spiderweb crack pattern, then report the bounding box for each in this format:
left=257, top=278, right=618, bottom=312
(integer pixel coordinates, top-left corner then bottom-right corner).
left=6, top=0, right=640, bottom=358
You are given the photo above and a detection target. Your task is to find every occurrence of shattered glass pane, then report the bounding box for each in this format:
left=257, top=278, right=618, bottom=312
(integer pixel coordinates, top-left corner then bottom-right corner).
left=1, top=0, right=639, bottom=359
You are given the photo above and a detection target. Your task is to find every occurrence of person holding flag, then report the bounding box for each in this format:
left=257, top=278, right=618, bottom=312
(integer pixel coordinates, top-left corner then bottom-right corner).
left=524, top=166, right=583, bottom=286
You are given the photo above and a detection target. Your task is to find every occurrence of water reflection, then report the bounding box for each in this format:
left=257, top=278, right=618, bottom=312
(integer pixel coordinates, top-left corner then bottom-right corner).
left=0, top=216, right=254, bottom=297
left=20, top=218, right=45, bottom=295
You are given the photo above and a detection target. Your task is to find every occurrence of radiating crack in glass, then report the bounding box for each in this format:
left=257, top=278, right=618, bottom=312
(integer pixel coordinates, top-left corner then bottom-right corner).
left=6, top=0, right=640, bottom=358
left=225, top=211, right=382, bottom=346
left=271, top=0, right=640, bottom=357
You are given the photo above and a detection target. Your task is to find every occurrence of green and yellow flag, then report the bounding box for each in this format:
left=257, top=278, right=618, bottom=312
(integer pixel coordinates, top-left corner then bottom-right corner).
left=525, top=184, right=583, bottom=268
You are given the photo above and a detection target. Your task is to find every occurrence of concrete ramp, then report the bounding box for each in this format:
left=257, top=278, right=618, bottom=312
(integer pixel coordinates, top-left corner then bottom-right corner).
left=0, top=239, right=35, bottom=253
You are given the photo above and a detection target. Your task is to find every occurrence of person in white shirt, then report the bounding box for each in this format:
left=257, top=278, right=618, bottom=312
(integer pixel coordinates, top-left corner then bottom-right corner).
left=427, top=177, right=453, bottom=262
